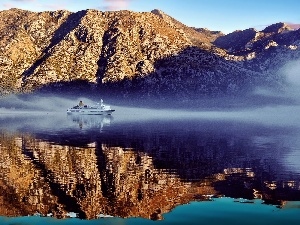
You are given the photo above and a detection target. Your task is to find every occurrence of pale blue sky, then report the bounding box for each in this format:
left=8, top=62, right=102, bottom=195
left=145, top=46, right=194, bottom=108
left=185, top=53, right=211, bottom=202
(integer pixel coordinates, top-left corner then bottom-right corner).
left=1, top=0, right=300, bottom=34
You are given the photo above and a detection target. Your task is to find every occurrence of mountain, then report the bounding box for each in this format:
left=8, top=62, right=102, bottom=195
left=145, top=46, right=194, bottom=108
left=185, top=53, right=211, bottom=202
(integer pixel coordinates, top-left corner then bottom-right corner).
left=213, top=22, right=299, bottom=54
left=151, top=9, right=224, bottom=45
left=0, top=8, right=300, bottom=101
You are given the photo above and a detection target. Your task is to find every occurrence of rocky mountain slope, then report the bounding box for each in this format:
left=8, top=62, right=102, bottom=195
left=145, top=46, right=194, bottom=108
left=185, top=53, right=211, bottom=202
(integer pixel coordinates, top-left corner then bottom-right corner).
left=214, top=22, right=300, bottom=55
left=0, top=8, right=299, bottom=100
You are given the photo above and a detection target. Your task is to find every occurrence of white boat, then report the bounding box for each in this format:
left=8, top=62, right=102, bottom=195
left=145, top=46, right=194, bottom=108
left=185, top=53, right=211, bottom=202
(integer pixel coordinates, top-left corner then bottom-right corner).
left=67, top=99, right=115, bottom=115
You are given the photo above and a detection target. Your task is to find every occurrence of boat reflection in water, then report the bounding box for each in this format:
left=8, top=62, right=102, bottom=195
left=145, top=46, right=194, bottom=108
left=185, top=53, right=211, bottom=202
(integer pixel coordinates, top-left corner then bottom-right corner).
left=0, top=111, right=300, bottom=224
left=67, top=114, right=113, bottom=131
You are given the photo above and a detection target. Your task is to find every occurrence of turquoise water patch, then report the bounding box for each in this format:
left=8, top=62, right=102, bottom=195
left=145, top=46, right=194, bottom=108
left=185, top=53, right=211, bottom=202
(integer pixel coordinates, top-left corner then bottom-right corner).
left=163, top=198, right=300, bottom=225
left=1, top=198, right=299, bottom=225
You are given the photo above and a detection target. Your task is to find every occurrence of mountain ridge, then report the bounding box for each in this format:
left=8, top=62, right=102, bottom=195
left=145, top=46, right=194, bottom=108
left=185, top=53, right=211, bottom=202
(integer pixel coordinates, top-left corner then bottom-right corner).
left=0, top=8, right=299, bottom=100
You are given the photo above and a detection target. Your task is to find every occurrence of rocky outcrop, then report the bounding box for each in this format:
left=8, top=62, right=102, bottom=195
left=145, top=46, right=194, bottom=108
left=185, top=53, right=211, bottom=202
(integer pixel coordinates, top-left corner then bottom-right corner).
left=214, top=28, right=258, bottom=53
left=151, top=9, right=223, bottom=45
left=214, top=22, right=300, bottom=55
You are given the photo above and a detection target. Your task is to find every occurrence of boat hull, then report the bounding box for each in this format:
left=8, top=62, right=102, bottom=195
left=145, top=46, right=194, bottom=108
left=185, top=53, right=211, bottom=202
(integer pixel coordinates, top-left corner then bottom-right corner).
left=67, top=109, right=115, bottom=115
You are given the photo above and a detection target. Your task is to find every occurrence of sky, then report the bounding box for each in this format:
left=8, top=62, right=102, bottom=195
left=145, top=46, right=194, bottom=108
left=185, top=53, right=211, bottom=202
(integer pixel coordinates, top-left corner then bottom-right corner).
left=0, top=0, right=300, bottom=34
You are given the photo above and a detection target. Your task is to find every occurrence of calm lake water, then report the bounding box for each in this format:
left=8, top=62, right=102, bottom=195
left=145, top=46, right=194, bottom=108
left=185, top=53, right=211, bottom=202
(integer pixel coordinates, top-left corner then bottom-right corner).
left=0, top=105, right=300, bottom=225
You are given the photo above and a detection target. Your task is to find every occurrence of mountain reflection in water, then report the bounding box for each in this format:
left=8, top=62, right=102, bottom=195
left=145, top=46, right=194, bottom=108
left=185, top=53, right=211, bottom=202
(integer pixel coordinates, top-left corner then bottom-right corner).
left=0, top=110, right=300, bottom=221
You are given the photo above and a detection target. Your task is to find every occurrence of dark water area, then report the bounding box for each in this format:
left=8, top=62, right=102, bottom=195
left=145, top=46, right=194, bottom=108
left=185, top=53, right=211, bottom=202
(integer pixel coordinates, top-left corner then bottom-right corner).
left=0, top=103, right=300, bottom=224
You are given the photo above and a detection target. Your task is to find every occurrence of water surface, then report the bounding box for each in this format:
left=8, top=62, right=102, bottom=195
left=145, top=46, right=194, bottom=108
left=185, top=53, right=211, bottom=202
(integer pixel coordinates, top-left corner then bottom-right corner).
left=0, top=106, right=300, bottom=224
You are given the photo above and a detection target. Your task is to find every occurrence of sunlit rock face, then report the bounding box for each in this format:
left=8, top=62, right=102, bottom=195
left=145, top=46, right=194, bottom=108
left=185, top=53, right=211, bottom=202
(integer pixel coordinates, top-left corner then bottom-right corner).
left=0, top=9, right=300, bottom=98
